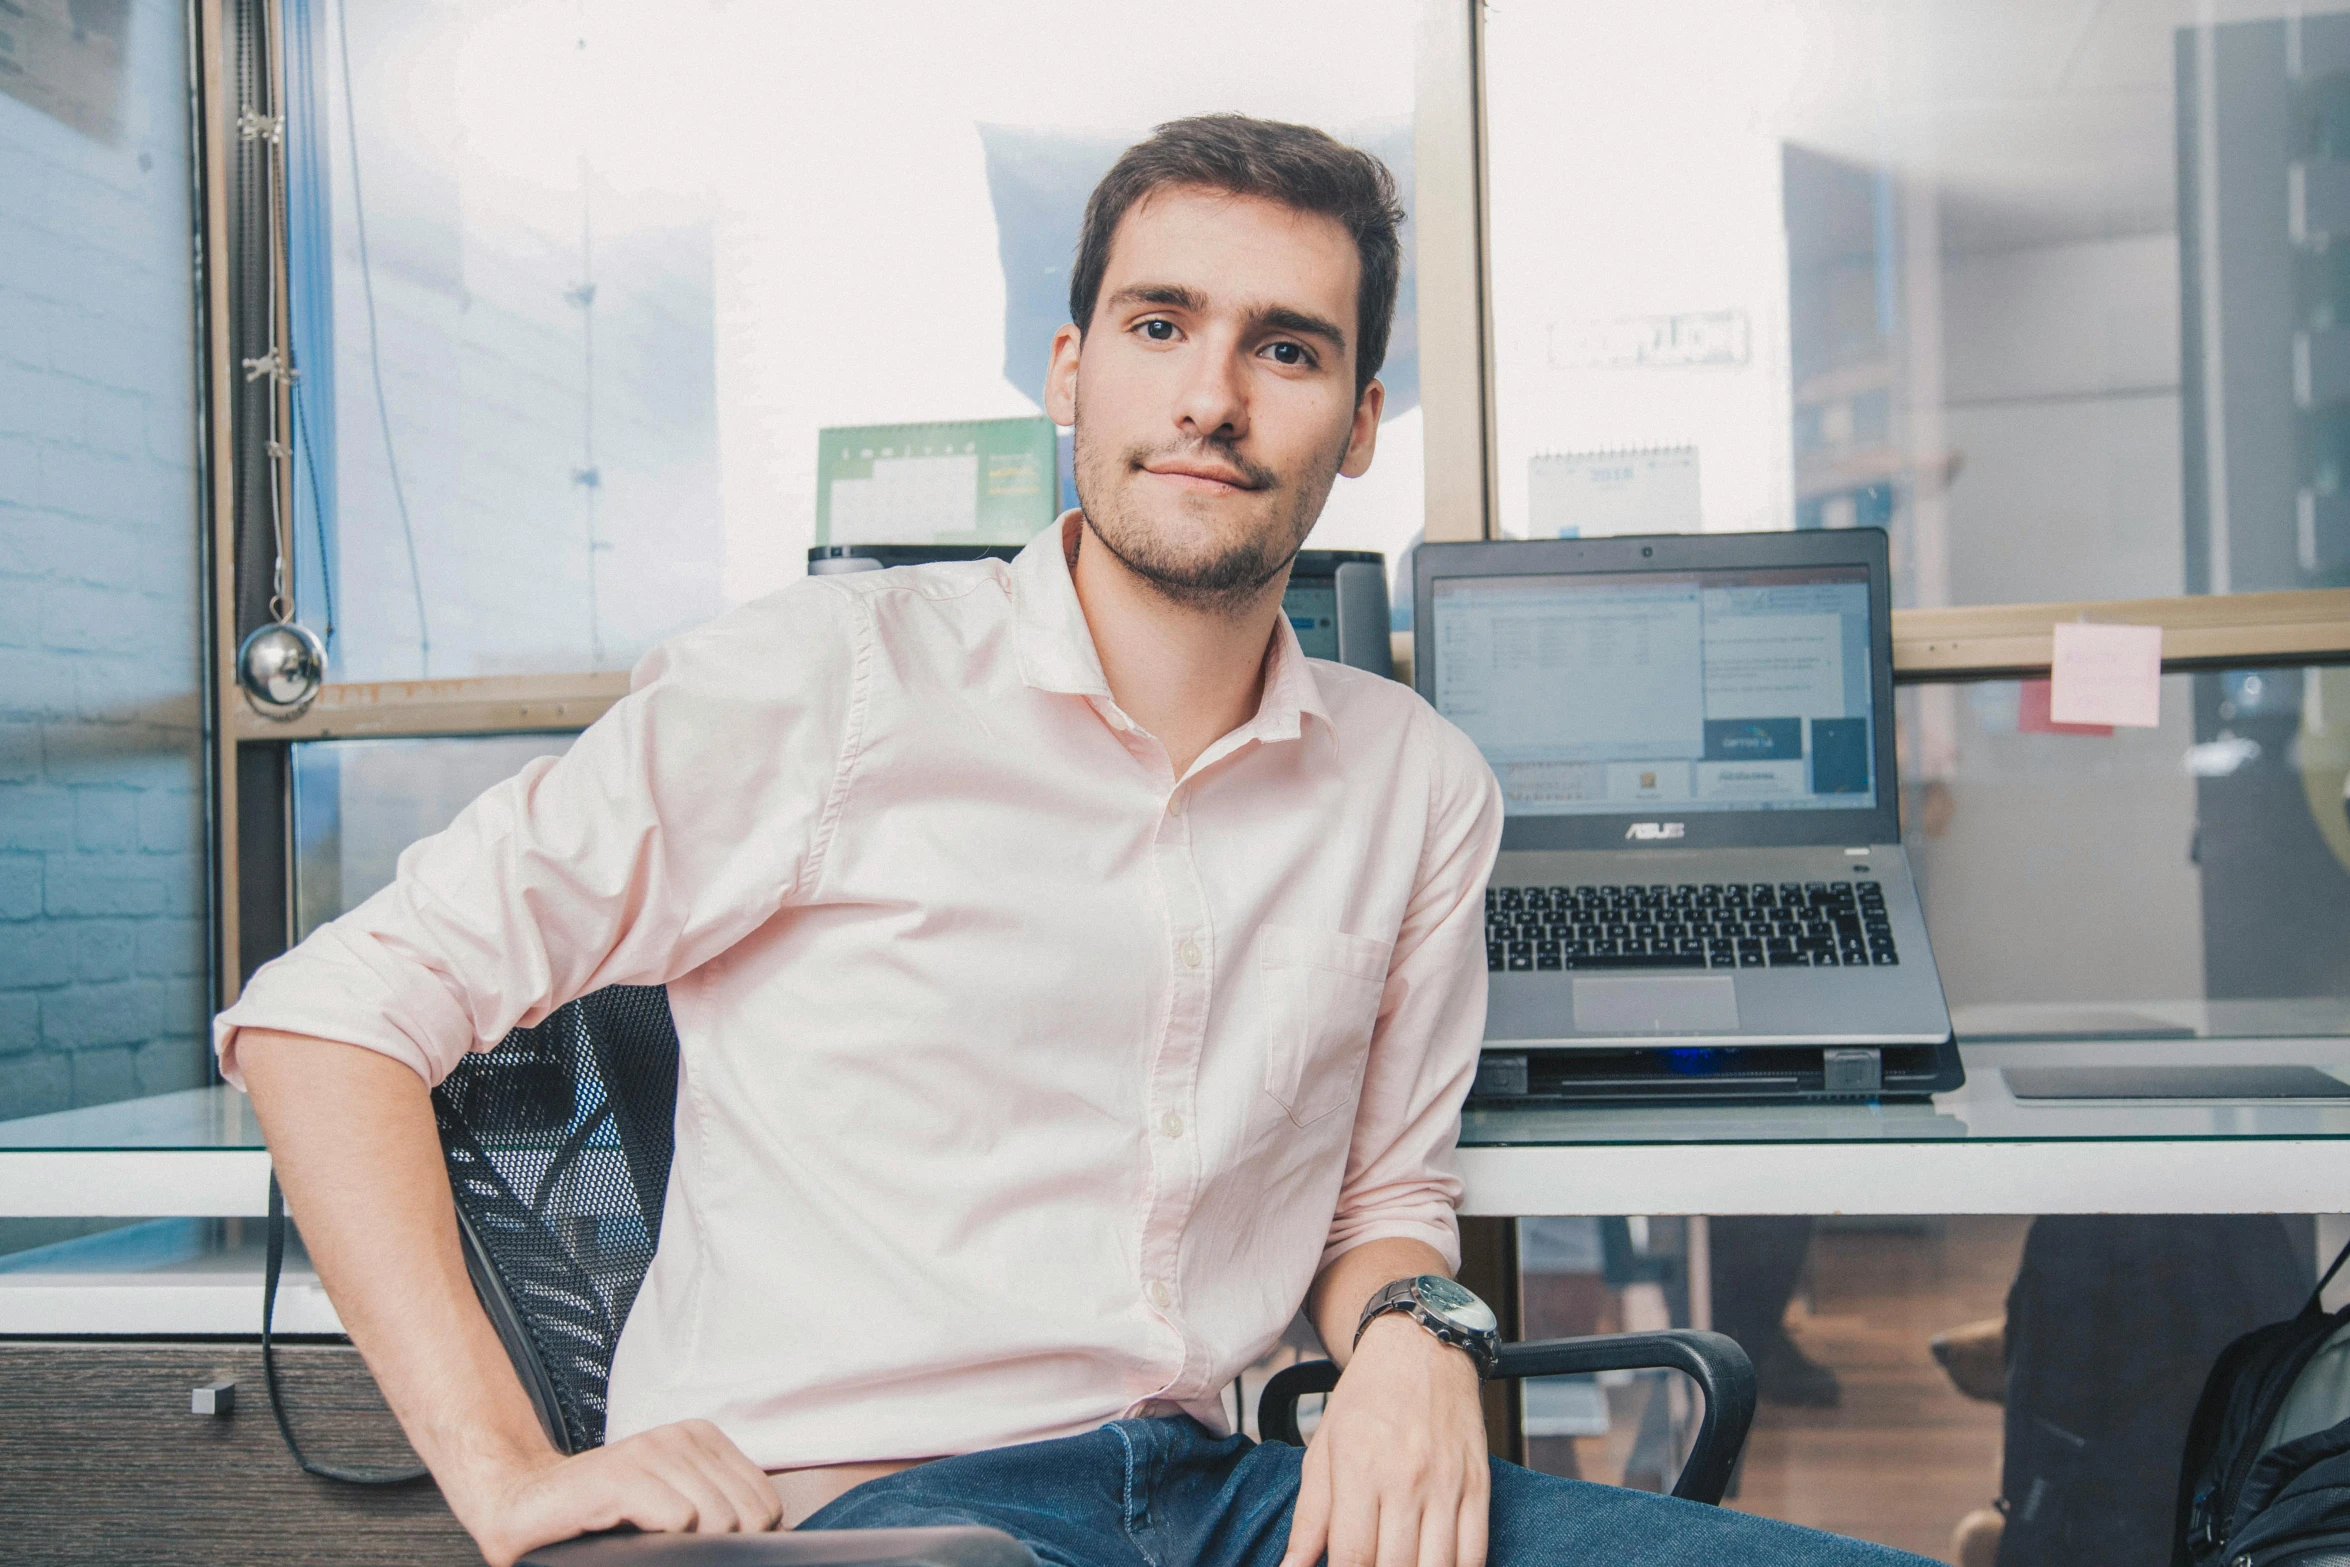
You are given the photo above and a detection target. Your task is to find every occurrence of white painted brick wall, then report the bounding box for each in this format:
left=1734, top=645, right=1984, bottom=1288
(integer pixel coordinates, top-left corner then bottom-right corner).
left=0, top=0, right=206, bottom=1122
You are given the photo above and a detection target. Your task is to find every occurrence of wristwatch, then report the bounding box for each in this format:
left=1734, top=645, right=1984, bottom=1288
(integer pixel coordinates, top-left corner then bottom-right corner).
left=1354, top=1274, right=1501, bottom=1378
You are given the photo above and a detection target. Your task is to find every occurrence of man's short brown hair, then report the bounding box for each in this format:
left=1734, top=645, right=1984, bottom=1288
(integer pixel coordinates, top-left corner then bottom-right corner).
left=1069, top=114, right=1405, bottom=401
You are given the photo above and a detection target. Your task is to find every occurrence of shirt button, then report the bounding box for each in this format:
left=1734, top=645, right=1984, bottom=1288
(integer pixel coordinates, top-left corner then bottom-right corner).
left=1160, top=1111, right=1184, bottom=1138
left=1168, top=792, right=1185, bottom=817
left=1148, top=1281, right=1173, bottom=1309
left=1177, top=938, right=1202, bottom=969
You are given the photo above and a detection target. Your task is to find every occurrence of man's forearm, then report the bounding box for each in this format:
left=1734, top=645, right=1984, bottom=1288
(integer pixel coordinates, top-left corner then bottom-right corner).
left=1305, top=1236, right=1456, bottom=1368
left=238, top=1029, right=560, bottom=1514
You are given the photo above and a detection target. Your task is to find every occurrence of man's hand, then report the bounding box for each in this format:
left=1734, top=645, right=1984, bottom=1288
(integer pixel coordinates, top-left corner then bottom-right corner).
left=454, top=1419, right=785, bottom=1567
left=1280, top=1314, right=1490, bottom=1567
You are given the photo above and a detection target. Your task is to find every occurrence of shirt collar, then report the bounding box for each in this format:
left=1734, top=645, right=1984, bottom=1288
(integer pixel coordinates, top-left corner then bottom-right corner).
left=1010, top=513, right=1113, bottom=698
left=1251, top=598, right=1332, bottom=743
left=1010, top=510, right=1333, bottom=743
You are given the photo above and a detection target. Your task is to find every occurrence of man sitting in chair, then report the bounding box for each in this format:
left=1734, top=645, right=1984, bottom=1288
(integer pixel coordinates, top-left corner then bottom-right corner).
left=221, top=115, right=1919, bottom=1567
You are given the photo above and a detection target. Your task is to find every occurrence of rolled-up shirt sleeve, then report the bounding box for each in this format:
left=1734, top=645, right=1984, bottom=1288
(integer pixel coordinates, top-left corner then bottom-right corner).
left=213, top=579, right=868, bottom=1089
left=1318, top=711, right=1504, bottom=1276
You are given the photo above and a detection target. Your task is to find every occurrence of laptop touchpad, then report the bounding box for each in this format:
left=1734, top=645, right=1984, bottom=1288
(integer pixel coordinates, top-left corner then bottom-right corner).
left=1573, top=975, right=1740, bottom=1034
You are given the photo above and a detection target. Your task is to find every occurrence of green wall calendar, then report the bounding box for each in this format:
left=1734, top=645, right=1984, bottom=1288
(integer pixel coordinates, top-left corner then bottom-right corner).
left=814, top=417, right=1060, bottom=546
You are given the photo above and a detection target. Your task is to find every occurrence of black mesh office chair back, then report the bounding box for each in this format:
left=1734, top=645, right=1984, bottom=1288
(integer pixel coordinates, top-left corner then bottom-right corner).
left=432, top=984, right=678, bottom=1455
left=428, top=986, right=1757, bottom=1564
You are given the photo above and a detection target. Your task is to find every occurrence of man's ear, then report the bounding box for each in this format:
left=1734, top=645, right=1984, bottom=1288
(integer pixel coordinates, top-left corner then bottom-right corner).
left=1044, top=323, right=1083, bottom=425
left=1338, top=378, right=1384, bottom=479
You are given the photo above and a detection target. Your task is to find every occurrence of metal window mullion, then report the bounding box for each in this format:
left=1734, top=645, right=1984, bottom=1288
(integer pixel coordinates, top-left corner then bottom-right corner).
left=225, top=0, right=295, bottom=986
left=193, top=0, right=250, bottom=1007
left=1415, top=0, right=1493, bottom=545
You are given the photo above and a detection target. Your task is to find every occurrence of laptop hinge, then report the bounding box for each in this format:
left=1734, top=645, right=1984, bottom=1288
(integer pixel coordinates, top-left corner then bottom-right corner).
left=1821, top=1046, right=1883, bottom=1097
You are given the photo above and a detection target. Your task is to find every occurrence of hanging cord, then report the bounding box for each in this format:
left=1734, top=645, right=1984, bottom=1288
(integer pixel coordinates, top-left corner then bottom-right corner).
left=238, top=348, right=297, bottom=623
left=571, top=144, right=603, bottom=668
left=291, top=385, right=336, bottom=652
left=263, top=1174, right=429, bottom=1485
left=282, top=0, right=335, bottom=656
left=335, top=0, right=432, bottom=675
left=266, top=0, right=293, bottom=628
left=237, top=0, right=298, bottom=631
left=572, top=1, right=605, bottom=667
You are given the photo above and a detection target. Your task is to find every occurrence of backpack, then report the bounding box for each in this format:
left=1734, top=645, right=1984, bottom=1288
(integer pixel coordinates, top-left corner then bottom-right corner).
left=1997, top=1216, right=2312, bottom=1567
left=2175, top=1239, right=2350, bottom=1567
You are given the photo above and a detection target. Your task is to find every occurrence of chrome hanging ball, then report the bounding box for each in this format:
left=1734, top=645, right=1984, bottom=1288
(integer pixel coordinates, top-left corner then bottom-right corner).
left=236, top=621, right=327, bottom=718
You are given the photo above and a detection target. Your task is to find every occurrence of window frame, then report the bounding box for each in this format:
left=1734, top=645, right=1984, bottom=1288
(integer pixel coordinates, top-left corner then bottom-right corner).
left=202, top=0, right=295, bottom=1007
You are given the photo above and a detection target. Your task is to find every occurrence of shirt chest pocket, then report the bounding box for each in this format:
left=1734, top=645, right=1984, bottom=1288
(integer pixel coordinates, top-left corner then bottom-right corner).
left=1259, top=925, right=1394, bottom=1128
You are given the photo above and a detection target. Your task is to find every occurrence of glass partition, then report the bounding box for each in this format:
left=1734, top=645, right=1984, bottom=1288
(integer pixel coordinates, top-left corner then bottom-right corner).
left=1483, top=2, right=2347, bottom=613
left=0, top=0, right=205, bottom=1133
left=283, top=672, right=2344, bottom=1106
left=288, top=0, right=1434, bottom=685
left=291, top=734, right=575, bottom=940
left=1913, top=666, right=2350, bottom=1024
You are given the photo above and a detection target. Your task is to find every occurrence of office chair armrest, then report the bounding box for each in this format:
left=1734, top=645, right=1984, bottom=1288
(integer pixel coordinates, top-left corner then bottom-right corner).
left=521, top=1525, right=1036, bottom=1566
left=1256, top=1329, right=1756, bottom=1506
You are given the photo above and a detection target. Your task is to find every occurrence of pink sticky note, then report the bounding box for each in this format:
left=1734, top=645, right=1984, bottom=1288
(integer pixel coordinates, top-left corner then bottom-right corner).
left=2049, top=622, right=2162, bottom=728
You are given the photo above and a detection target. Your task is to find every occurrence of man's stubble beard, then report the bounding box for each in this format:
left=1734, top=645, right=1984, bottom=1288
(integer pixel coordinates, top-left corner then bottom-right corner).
left=1071, top=414, right=1350, bottom=617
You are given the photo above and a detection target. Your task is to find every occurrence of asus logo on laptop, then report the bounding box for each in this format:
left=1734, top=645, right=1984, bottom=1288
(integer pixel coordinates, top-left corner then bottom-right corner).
left=1625, top=822, right=1687, bottom=841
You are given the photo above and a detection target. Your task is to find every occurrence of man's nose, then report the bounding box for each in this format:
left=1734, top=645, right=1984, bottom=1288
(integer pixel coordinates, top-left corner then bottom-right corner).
left=1170, top=339, right=1248, bottom=442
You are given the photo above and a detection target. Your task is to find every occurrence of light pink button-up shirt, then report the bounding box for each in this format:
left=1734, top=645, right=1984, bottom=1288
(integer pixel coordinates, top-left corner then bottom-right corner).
left=215, top=516, right=1502, bottom=1468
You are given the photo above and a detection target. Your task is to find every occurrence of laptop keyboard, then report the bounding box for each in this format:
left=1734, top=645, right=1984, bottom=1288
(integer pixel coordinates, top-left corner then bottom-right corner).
left=1484, top=881, right=1898, bottom=973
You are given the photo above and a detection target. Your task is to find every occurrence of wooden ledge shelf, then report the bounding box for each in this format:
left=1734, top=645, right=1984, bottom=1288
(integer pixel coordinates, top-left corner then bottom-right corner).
left=228, top=671, right=632, bottom=743
left=224, top=591, right=2350, bottom=744
left=1891, top=587, right=2350, bottom=681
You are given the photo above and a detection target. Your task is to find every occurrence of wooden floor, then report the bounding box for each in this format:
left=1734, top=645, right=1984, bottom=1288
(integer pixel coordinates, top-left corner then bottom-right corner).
left=1725, top=1216, right=2029, bottom=1560
left=1530, top=1216, right=2030, bottom=1562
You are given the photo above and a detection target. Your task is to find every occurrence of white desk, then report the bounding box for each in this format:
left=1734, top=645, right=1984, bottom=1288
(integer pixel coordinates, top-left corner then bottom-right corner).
left=8, top=1032, right=2350, bottom=1333
left=0, top=1089, right=307, bottom=1335
left=1459, top=1035, right=2350, bottom=1216
left=0, top=1086, right=270, bottom=1217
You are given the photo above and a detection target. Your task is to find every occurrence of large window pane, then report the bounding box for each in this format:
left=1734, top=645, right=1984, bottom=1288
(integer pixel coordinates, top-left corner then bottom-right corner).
left=0, top=0, right=205, bottom=1124
left=292, top=0, right=1431, bottom=684
left=1484, top=3, right=2346, bottom=609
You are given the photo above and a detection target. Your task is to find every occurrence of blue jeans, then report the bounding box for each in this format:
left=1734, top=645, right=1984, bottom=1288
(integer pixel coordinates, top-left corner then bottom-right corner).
left=802, top=1415, right=1931, bottom=1566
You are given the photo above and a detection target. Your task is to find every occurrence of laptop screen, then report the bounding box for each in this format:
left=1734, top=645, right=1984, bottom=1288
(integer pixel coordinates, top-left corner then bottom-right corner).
left=1430, top=565, right=1877, bottom=818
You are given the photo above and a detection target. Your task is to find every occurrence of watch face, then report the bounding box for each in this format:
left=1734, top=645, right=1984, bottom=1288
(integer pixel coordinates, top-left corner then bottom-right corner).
left=1418, top=1275, right=1499, bottom=1334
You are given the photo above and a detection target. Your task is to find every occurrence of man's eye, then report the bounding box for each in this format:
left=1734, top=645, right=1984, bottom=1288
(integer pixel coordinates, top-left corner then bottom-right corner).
left=1140, top=319, right=1176, bottom=342
left=1267, top=341, right=1309, bottom=366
